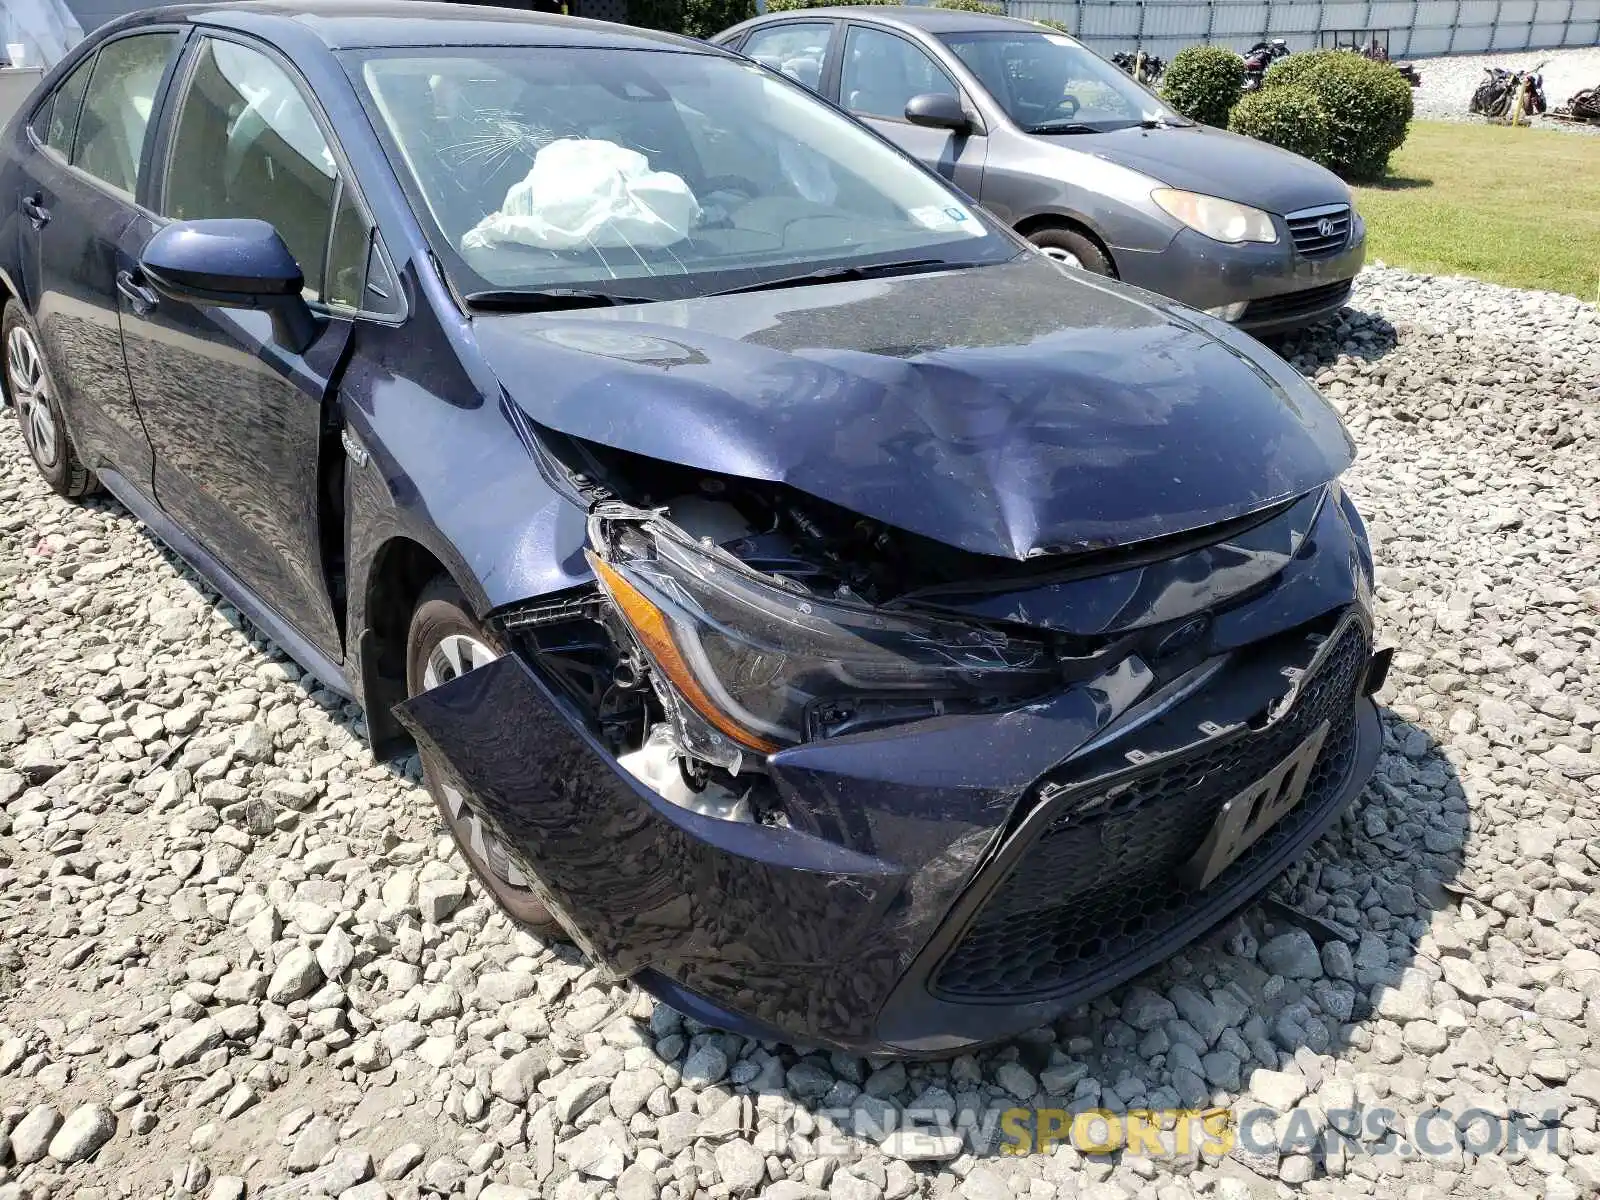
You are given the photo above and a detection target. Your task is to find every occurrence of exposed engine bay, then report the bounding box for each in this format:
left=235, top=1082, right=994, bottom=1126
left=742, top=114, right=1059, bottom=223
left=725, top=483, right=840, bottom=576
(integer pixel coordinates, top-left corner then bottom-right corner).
left=497, top=431, right=1331, bottom=831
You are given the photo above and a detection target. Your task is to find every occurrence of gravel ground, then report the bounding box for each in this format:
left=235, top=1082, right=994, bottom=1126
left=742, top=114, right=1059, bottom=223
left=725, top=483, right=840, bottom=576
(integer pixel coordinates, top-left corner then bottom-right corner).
left=2, top=266, right=1599, bottom=1200
left=1409, top=44, right=1600, bottom=133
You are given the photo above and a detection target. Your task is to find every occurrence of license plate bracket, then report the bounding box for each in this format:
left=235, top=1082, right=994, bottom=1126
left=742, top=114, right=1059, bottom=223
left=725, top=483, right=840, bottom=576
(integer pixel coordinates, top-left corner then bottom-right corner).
left=1179, top=721, right=1330, bottom=891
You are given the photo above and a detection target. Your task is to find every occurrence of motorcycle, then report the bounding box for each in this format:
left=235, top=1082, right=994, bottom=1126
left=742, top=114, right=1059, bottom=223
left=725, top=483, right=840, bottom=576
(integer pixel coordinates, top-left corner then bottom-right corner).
left=1111, top=50, right=1165, bottom=86
left=1241, top=39, right=1291, bottom=92
left=1356, top=37, right=1421, bottom=86
left=1470, top=63, right=1548, bottom=122
left=1555, top=85, right=1600, bottom=121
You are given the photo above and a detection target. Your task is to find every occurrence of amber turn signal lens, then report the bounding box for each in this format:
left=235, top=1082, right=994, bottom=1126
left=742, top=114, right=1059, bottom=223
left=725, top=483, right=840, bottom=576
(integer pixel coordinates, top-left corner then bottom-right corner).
left=587, top=552, right=780, bottom=754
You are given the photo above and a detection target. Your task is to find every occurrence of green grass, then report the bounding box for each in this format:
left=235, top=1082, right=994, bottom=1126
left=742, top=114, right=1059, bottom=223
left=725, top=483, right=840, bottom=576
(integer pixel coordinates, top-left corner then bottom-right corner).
left=1351, top=120, right=1600, bottom=300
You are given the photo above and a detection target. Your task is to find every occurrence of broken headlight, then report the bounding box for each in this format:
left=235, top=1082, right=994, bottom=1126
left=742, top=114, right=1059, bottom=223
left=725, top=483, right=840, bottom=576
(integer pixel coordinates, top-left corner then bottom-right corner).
left=587, top=506, right=1058, bottom=756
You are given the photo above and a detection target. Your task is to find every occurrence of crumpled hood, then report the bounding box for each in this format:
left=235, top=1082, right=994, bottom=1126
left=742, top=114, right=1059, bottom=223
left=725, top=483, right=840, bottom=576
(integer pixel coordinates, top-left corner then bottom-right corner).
left=1079, top=124, right=1350, bottom=216
left=473, top=253, right=1354, bottom=560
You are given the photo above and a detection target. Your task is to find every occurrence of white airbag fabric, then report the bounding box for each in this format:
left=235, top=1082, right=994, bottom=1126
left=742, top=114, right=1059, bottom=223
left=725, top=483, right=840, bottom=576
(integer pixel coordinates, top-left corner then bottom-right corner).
left=462, top=138, right=700, bottom=253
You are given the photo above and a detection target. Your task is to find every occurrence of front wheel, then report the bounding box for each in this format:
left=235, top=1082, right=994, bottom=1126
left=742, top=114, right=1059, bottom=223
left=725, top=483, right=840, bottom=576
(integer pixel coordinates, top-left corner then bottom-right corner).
left=406, top=576, right=559, bottom=932
left=2, top=301, right=98, bottom=499
left=1027, top=227, right=1113, bottom=276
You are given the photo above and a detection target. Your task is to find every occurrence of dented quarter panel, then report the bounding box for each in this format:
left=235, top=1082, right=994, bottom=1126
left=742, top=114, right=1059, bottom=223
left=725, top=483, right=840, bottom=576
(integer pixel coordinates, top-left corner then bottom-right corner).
left=473, top=253, right=1354, bottom=560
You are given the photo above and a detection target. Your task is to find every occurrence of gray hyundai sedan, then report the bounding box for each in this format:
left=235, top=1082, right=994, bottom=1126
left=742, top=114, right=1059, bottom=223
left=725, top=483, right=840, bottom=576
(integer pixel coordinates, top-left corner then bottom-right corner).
left=714, top=7, right=1365, bottom=335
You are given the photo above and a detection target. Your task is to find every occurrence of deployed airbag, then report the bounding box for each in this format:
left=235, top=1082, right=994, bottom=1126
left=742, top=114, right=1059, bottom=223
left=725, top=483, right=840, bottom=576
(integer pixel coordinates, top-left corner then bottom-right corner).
left=461, top=138, right=701, bottom=253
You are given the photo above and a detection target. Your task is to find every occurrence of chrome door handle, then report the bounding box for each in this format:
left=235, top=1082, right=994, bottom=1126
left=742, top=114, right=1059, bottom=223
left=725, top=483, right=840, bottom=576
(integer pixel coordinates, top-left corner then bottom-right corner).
left=116, top=270, right=158, bottom=316
left=22, top=196, right=49, bottom=229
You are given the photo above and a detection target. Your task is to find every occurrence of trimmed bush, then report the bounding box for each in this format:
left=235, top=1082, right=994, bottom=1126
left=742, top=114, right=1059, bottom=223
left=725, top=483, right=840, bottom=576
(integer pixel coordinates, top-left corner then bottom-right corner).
left=628, top=0, right=753, bottom=38
left=764, top=0, right=895, bottom=10
left=1263, top=50, right=1413, bottom=181
left=1033, top=19, right=1074, bottom=33
left=625, top=0, right=682, bottom=32
left=1228, top=84, right=1330, bottom=163
left=934, top=0, right=1004, bottom=12
left=681, top=0, right=756, bottom=37
left=1261, top=48, right=1341, bottom=90
left=1160, top=46, right=1245, bottom=128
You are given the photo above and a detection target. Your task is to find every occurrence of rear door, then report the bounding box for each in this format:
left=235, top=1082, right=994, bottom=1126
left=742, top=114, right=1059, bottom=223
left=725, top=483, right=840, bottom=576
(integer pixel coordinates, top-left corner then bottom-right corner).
left=116, top=32, right=385, bottom=661
left=835, top=24, right=987, bottom=197
left=14, top=30, right=183, bottom=498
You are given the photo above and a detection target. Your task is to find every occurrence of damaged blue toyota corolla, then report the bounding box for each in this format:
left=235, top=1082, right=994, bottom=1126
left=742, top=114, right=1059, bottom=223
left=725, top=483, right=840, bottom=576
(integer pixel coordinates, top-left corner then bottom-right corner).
left=0, top=2, right=1387, bottom=1054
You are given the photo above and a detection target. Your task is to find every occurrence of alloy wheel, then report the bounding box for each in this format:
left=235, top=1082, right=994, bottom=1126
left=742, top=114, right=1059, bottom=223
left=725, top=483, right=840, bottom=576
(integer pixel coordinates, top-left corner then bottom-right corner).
left=420, top=633, right=532, bottom=890
left=1039, top=245, right=1084, bottom=270
left=5, top=325, right=59, bottom=470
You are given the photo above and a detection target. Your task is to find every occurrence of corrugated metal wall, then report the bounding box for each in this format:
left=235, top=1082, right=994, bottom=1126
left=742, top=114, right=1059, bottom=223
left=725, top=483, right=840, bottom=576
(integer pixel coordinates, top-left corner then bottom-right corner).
left=1009, top=0, right=1600, bottom=58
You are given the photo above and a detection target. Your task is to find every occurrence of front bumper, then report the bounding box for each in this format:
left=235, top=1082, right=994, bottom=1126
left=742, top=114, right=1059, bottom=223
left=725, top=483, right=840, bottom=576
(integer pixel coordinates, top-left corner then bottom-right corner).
left=395, top=494, right=1384, bottom=1055
left=1115, top=219, right=1367, bottom=335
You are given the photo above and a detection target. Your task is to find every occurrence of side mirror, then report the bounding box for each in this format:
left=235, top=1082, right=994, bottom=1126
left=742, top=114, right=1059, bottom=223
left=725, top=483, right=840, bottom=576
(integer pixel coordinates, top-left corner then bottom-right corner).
left=140, top=219, right=319, bottom=354
left=904, top=92, right=971, bottom=133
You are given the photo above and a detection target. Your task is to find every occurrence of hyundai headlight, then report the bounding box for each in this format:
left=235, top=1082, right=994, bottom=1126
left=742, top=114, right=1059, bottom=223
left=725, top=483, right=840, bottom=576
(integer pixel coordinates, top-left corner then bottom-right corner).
left=587, top=509, right=1058, bottom=755
left=1152, top=188, right=1278, bottom=244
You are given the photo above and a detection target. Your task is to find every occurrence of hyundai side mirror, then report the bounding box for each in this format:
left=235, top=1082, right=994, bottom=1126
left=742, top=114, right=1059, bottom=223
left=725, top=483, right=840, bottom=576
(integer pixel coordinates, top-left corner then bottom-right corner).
left=139, top=218, right=320, bottom=354
left=905, top=92, right=971, bottom=133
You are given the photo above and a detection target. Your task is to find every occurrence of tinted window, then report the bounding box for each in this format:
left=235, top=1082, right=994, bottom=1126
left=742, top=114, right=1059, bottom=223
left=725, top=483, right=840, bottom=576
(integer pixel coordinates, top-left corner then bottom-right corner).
left=840, top=26, right=956, bottom=121
left=743, top=24, right=830, bottom=92
left=165, top=39, right=338, bottom=299
left=73, top=33, right=177, bottom=196
left=940, top=30, right=1182, bottom=132
left=42, top=54, right=94, bottom=157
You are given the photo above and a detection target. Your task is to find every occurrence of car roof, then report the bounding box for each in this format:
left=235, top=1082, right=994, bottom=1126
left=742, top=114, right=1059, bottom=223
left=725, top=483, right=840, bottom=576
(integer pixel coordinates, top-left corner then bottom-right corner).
left=119, top=0, right=705, bottom=52
left=744, top=5, right=1055, bottom=35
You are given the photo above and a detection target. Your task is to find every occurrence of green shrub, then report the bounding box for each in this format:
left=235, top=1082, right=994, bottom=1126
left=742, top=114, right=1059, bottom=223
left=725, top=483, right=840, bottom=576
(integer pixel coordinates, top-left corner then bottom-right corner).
left=627, top=0, right=753, bottom=38
left=1261, top=48, right=1340, bottom=90
left=1263, top=50, right=1413, bottom=181
left=1228, top=85, right=1330, bottom=162
left=764, top=0, right=895, bottom=10
left=1160, top=46, right=1245, bottom=128
left=1033, top=19, right=1073, bottom=33
left=680, top=0, right=755, bottom=37
left=933, top=0, right=1004, bottom=12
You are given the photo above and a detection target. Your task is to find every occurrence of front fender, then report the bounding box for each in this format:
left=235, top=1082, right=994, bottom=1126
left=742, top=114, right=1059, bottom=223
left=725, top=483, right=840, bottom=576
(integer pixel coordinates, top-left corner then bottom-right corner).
left=339, top=287, right=593, bottom=754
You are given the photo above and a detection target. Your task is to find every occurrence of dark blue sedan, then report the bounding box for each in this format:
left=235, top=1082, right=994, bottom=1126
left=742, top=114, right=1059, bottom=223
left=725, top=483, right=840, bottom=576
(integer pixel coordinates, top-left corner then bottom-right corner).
left=0, top=0, right=1386, bottom=1054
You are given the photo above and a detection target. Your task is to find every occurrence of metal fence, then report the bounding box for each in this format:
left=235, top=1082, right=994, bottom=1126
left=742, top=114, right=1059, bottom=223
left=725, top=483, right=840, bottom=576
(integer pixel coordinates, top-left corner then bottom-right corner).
left=1007, top=0, right=1600, bottom=59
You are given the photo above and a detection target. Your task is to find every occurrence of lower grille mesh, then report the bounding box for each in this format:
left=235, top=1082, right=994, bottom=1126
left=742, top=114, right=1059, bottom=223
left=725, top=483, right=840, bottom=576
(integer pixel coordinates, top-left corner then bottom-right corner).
left=931, top=625, right=1369, bottom=1002
left=1243, top=279, right=1353, bottom=323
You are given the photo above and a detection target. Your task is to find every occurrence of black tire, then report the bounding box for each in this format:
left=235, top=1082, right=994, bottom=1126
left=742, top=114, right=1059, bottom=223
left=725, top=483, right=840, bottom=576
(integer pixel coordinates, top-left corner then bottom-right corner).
left=1027, top=227, right=1114, bottom=276
left=406, top=576, right=559, bottom=932
left=1, top=300, right=98, bottom=499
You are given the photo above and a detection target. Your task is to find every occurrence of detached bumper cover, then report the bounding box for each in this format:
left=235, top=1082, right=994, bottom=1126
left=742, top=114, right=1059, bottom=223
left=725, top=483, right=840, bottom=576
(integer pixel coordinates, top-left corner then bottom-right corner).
left=395, top=494, right=1384, bottom=1054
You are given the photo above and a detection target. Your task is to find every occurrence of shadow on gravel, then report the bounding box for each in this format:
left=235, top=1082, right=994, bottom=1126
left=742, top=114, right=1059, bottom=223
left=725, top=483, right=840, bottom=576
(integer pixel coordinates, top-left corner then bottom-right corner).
left=1266, top=304, right=1402, bottom=370
left=53, top=309, right=1467, bottom=1188
left=594, top=708, right=1470, bottom=1183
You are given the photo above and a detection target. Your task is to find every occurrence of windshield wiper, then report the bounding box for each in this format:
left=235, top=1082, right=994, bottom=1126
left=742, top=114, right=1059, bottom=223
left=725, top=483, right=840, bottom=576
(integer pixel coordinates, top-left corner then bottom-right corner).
left=711, top=258, right=952, bottom=297
left=463, top=288, right=655, bottom=312
left=1023, top=121, right=1101, bottom=134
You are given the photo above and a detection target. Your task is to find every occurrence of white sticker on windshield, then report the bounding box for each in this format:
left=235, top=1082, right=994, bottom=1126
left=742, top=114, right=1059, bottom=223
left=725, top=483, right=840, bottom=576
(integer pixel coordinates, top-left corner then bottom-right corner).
left=910, top=204, right=976, bottom=233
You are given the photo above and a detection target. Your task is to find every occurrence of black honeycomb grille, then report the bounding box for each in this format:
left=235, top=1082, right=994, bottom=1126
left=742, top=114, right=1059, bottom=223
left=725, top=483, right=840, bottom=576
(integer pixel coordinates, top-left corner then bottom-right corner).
left=931, top=625, right=1369, bottom=1001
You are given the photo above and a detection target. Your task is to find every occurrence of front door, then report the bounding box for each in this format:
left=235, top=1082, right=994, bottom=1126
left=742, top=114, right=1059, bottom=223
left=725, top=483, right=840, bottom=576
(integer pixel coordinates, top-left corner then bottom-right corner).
left=837, top=24, right=987, bottom=198
left=117, top=34, right=358, bottom=661
left=15, top=31, right=180, bottom=498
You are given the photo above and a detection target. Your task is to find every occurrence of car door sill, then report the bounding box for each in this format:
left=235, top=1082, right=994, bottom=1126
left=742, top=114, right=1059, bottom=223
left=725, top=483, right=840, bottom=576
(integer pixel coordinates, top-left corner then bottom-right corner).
left=95, top=468, right=354, bottom=700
